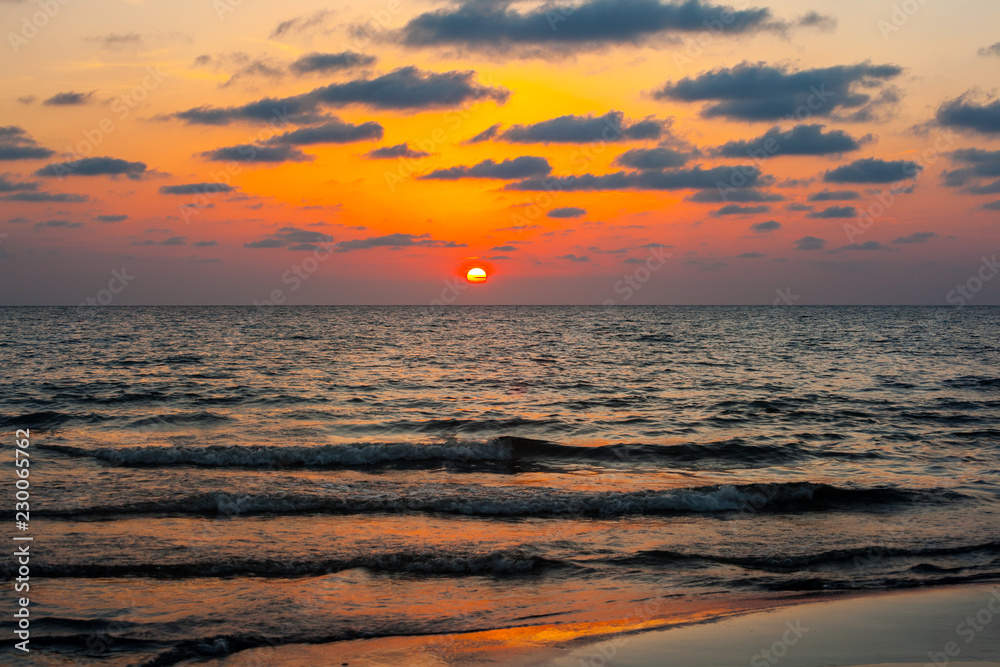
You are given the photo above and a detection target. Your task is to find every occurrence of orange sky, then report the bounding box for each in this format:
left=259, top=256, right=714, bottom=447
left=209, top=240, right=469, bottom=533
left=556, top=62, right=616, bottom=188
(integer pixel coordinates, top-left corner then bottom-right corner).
left=1, top=0, right=998, bottom=304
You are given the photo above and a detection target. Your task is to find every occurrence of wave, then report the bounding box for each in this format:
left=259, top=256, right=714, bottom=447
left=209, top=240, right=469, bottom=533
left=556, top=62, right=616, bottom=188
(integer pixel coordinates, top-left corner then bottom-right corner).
left=34, top=481, right=958, bottom=519
left=35, top=548, right=560, bottom=579
left=38, top=436, right=883, bottom=469
left=615, top=540, right=1000, bottom=571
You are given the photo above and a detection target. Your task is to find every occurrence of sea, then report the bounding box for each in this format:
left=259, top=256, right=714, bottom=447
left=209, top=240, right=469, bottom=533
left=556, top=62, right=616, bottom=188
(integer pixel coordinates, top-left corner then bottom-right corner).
left=1, top=305, right=998, bottom=665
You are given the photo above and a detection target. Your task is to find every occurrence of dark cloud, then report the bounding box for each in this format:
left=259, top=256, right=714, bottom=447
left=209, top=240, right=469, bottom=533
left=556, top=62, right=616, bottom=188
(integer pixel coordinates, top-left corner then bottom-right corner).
left=34, top=219, right=84, bottom=228
left=713, top=204, right=769, bottom=216
left=366, top=143, right=431, bottom=159
left=0, top=126, right=55, bottom=161
left=841, top=241, right=886, bottom=251
left=942, top=149, right=1000, bottom=193
left=808, top=205, right=856, bottom=218
left=686, top=188, right=782, bottom=202
left=491, top=245, right=518, bottom=251
left=807, top=189, right=860, bottom=201
left=193, top=240, right=218, bottom=247
left=290, top=52, right=377, bottom=74
left=96, top=214, right=128, bottom=222
left=35, top=157, right=147, bottom=179
left=4, top=191, right=88, bottom=202
left=936, top=93, right=1000, bottom=134
left=983, top=200, right=1000, bottom=210
left=421, top=156, right=551, bottom=180
left=656, top=62, right=902, bottom=121
left=499, top=111, right=665, bottom=143
left=979, top=42, right=1000, bottom=57
left=43, top=91, right=95, bottom=106
left=267, top=119, right=384, bottom=145
left=823, top=158, right=920, bottom=183
left=750, top=220, right=781, bottom=232
left=159, top=183, right=237, bottom=195
left=714, top=124, right=868, bottom=158
left=737, top=252, right=766, bottom=258
left=506, top=165, right=762, bottom=191
left=466, top=123, right=501, bottom=144
left=557, top=254, right=590, bottom=262
left=173, top=67, right=508, bottom=123
left=795, top=236, right=825, bottom=250
left=163, top=236, right=186, bottom=245
left=548, top=207, right=586, bottom=218
left=17, top=96, right=36, bottom=105
left=893, top=232, right=938, bottom=244
left=400, top=0, right=779, bottom=50
left=0, top=174, right=38, bottom=192
left=615, top=146, right=691, bottom=169
left=245, top=227, right=335, bottom=249
left=200, top=144, right=313, bottom=163
left=786, top=203, right=812, bottom=211
left=333, top=233, right=466, bottom=252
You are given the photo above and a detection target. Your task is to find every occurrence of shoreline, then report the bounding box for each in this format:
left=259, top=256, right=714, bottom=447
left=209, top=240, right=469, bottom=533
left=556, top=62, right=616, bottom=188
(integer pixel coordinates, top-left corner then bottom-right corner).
left=212, top=583, right=1000, bottom=666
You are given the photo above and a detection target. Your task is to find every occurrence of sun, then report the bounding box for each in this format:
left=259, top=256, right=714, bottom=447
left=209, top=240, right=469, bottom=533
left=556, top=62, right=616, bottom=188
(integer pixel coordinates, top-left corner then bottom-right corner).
left=466, top=267, right=488, bottom=284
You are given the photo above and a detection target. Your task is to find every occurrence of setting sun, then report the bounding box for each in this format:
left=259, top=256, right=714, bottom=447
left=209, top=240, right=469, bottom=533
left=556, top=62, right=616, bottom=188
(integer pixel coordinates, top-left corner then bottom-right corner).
left=466, top=267, right=488, bottom=284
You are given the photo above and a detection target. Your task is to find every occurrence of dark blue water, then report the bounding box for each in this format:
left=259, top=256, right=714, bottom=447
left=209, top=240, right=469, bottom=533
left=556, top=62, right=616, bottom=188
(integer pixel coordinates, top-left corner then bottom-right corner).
left=1, top=306, right=998, bottom=665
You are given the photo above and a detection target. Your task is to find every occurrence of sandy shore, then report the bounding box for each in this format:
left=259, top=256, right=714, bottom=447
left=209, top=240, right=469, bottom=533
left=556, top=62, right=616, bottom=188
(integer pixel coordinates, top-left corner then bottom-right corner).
left=217, top=583, right=1000, bottom=666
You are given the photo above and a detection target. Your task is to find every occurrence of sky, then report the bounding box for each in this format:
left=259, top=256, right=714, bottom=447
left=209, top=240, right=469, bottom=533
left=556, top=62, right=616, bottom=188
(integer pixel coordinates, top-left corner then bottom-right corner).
left=0, top=0, right=998, bottom=305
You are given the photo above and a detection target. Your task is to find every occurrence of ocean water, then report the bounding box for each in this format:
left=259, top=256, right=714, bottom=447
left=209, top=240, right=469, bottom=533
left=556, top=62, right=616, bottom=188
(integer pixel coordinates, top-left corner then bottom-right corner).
left=1, top=305, right=999, bottom=665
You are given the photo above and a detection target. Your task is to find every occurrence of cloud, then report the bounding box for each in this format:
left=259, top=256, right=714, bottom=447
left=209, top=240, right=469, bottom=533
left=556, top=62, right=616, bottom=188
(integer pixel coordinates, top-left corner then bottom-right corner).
left=96, top=214, right=128, bottom=222
left=807, top=189, right=860, bottom=201
left=420, top=156, right=551, bottom=180
left=290, top=52, right=377, bottom=74
left=193, top=240, right=217, bottom=247
left=43, top=91, right=95, bottom=106
left=714, top=124, right=868, bottom=158
left=935, top=93, right=1000, bottom=134
left=841, top=241, right=886, bottom=251
left=172, top=67, right=508, bottom=123
left=556, top=254, right=590, bottom=262
left=17, top=96, right=36, bottom=105
left=506, top=165, right=762, bottom=191
left=796, top=11, right=836, bottom=31
left=35, top=157, right=147, bottom=179
left=686, top=188, right=782, bottom=202
left=548, top=207, right=586, bottom=218
left=400, top=0, right=781, bottom=50
left=750, top=220, right=781, bottom=232
left=491, top=245, right=518, bottom=251
left=713, top=204, right=769, bottom=215
left=795, top=235, right=825, bottom=250
left=86, top=32, right=143, bottom=49
left=980, top=42, right=1000, bottom=57
left=0, top=126, right=55, bottom=161
left=614, top=146, right=692, bottom=169
left=737, top=252, right=766, bottom=258
left=983, top=200, right=1000, bottom=210
left=808, top=205, right=856, bottom=218
left=245, top=227, right=335, bottom=249
left=271, top=10, right=335, bottom=37
left=200, top=144, right=313, bottom=163
left=159, top=183, right=237, bottom=195
left=0, top=173, right=38, bottom=192
left=786, top=203, right=812, bottom=211
left=34, top=219, right=84, bottom=229
left=498, top=111, right=664, bottom=143
left=466, top=123, right=501, bottom=144
left=656, top=62, right=902, bottom=121
left=4, top=191, right=88, bottom=202
left=893, top=232, right=938, bottom=244
left=942, top=148, right=1000, bottom=193
left=267, top=119, right=384, bottom=145
left=333, top=232, right=466, bottom=252
left=823, top=158, right=920, bottom=183
left=366, top=143, right=431, bottom=159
